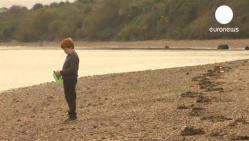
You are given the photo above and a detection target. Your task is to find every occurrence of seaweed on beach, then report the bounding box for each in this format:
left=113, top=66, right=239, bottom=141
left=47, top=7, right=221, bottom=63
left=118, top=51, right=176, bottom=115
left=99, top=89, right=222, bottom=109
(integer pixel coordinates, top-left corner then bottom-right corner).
left=201, top=115, right=232, bottom=122
left=193, top=66, right=231, bottom=92
left=180, top=126, right=205, bottom=136
left=181, top=91, right=201, bottom=98
left=177, top=104, right=190, bottom=110
left=232, top=135, right=249, bottom=140
left=196, top=95, right=214, bottom=103
left=209, top=130, right=227, bottom=137
left=229, top=117, right=249, bottom=127
left=189, top=106, right=205, bottom=117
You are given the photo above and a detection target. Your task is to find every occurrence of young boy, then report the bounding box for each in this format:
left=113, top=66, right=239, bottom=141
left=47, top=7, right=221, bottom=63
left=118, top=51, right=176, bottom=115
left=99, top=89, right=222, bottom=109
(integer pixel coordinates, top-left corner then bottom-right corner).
left=57, top=38, right=79, bottom=121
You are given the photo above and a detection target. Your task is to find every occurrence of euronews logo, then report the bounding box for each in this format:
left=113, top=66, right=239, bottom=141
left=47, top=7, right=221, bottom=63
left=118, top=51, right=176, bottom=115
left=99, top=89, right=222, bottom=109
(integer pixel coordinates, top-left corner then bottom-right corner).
left=209, top=5, right=239, bottom=33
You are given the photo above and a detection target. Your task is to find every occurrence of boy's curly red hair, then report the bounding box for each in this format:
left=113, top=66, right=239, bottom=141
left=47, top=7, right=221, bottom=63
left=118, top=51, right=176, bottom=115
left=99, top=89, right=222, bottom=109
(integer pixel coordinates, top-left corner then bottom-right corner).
left=61, top=38, right=74, bottom=49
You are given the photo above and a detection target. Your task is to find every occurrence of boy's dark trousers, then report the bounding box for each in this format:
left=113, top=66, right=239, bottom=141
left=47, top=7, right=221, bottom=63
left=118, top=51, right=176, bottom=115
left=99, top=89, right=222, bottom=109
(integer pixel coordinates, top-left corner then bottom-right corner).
left=63, top=78, right=77, bottom=119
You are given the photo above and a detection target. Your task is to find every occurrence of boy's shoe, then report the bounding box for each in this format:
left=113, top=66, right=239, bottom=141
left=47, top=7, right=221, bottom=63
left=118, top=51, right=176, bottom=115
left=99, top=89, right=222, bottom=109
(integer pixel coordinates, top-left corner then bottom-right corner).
left=64, top=117, right=77, bottom=123
left=68, top=111, right=77, bottom=119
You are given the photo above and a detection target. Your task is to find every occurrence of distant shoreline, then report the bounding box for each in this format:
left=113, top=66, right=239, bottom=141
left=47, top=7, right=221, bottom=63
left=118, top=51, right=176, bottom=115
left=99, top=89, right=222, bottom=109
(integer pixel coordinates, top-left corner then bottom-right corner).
left=0, top=47, right=246, bottom=51
left=0, top=39, right=249, bottom=50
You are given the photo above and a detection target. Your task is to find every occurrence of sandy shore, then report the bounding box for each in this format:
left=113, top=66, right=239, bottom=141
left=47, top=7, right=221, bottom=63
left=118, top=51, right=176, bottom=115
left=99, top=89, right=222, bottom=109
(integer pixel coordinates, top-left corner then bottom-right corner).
left=1, top=60, right=249, bottom=140
left=1, top=39, right=249, bottom=50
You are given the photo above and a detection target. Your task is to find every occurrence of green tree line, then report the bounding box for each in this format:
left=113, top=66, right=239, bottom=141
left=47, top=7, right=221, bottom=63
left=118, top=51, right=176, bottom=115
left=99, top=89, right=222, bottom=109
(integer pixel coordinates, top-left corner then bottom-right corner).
left=0, top=0, right=248, bottom=42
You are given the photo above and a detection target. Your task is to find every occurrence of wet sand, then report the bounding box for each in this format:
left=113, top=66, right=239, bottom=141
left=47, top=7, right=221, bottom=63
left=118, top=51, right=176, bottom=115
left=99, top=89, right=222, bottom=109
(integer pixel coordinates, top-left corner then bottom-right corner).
left=1, top=60, right=249, bottom=140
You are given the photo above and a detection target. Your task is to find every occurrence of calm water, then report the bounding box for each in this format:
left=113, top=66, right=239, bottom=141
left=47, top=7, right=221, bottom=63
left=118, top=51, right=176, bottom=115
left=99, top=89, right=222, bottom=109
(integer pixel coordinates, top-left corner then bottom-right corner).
left=1, top=48, right=249, bottom=91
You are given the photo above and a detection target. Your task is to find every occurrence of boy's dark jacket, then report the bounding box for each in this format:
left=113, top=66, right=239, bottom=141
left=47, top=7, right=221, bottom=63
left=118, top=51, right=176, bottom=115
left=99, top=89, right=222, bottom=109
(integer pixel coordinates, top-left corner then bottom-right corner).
left=60, top=51, right=79, bottom=79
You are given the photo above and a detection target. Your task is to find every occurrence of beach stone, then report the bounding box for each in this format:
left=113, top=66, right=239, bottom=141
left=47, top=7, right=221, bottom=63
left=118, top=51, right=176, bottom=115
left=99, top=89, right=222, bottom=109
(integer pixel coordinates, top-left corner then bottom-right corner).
left=180, top=126, right=205, bottom=136
left=164, top=45, right=170, bottom=49
left=217, top=44, right=229, bottom=49
left=58, top=128, right=64, bottom=131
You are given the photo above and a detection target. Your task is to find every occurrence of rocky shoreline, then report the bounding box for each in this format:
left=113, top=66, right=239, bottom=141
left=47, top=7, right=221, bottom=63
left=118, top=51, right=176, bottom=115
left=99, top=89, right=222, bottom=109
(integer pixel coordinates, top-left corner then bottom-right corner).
left=1, top=60, right=249, bottom=140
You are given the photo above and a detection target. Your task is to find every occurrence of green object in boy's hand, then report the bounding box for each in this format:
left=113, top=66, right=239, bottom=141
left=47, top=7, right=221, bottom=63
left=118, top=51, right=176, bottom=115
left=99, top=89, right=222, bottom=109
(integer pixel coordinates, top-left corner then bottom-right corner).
left=54, top=71, right=61, bottom=78
left=53, top=70, right=64, bottom=86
